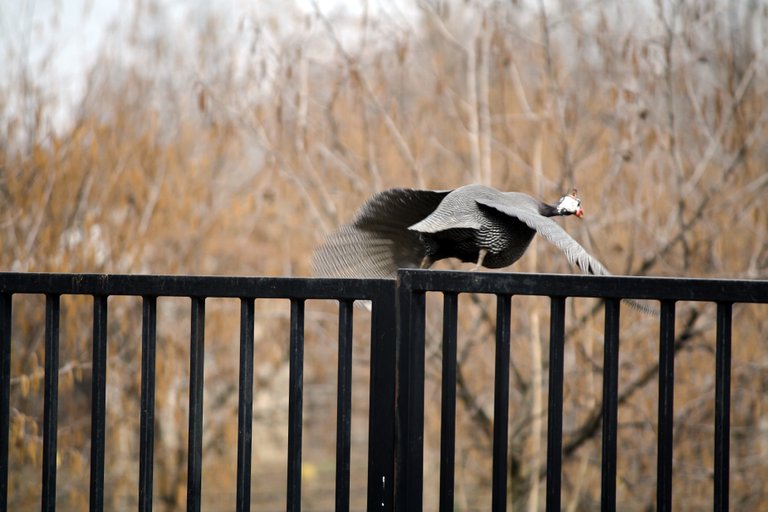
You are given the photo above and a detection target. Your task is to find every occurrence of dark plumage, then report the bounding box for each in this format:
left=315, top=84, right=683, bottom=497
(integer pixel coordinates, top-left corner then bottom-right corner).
left=313, top=184, right=612, bottom=279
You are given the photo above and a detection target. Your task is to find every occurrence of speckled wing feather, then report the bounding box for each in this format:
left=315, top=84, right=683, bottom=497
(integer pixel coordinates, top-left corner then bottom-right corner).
left=475, top=196, right=612, bottom=276
left=312, top=188, right=452, bottom=278
left=476, top=196, right=658, bottom=314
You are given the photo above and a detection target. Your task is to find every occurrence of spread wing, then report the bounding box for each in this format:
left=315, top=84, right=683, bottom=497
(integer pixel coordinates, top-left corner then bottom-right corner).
left=475, top=197, right=611, bottom=276
left=312, top=188, right=452, bottom=278
left=477, top=197, right=658, bottom=314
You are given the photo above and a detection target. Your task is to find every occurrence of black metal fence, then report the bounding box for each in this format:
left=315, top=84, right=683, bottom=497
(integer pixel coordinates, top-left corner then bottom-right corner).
left=1, top=271, right=767, bottom=512
left=394, top=270, right=768, bottom=512
left=0, top=274, right=397, bottom=512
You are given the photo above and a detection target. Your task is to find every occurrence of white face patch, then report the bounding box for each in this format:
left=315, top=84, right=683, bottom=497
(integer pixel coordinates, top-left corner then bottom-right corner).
left=557, top=195, right=581, bottom=214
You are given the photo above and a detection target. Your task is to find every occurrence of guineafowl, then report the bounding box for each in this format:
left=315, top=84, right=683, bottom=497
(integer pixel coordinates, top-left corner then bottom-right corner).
left=312, top=184, right=611, bottom=279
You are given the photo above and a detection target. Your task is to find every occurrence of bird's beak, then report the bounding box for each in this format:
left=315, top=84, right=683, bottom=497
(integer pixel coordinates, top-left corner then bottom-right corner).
left=575, top=207, right=584, bottom=218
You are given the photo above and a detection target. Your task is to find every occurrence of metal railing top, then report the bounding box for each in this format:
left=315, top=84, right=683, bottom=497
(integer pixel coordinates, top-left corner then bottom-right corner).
left=398, top=269, right=768, bottom=303
left=2, top=270, right=765, bottom=304
left=0, top=272, right=394, bottom=300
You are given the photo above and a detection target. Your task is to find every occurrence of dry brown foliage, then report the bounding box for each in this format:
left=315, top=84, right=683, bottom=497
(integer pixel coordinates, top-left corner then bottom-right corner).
left=1, top=0, right=767, bottom=510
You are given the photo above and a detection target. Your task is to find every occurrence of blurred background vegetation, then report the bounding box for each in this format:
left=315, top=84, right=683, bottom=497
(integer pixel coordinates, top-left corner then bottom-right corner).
left=1, top=0, right=767, bottom=510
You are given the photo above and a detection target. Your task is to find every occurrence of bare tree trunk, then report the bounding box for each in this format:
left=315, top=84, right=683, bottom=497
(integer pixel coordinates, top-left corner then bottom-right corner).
left=525, top=130, right=545, bottom=512
left=466, top=34, right=482, bottom=184
left=478, top=24, right=493, bottom=185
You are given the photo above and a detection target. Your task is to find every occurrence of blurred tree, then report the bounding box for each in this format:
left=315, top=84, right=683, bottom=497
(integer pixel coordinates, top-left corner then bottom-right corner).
left=1, top=0, right=766, bottom=509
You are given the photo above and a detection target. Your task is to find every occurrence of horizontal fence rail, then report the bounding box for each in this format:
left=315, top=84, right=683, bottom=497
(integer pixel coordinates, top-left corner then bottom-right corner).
left=0, top=273, right=395, bottom=300
left=396, top=270, right=768, bottom=303
left=0, top=273, right=397, bottom=512
left=1, top=271, right=767, bottom=511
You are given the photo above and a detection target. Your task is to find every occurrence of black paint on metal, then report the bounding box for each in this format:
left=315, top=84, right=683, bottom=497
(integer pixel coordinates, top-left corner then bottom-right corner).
left=139, top=296, right=158, bottom=512
left=287, top=299, right=305, bottom=512
left=0, top=294, right=11, bottom=512
left=656, top=300, right=676, bottom=512
left=395, top=272, right=426, bottom=512
left=0, top=270, right=766, bottom=512
left=187, top=297, right=206, bottom=512
left=438, top=293, right=458, bottom=512
left=367, top=288, right=397, bottom=512
left=491, top=294, right=512, bottom=512
left=41, top=294, right=60, bottom=512
left=545, top=296, right=566, bottom=512
left=89, top=295, right=108, bottom=512
left=714, top=302, right=733, bottom=512
left=335, top=300, right=354, bottom=512
left=601, top=298, right=621, bottom=512
left=236, top=298, right=255, bottom=512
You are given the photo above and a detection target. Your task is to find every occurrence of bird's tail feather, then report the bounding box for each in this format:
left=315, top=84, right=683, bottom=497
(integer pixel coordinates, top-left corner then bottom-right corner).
left=312, top=224, right=424, bottom=279
left=313, top=188, right=449, bottom=279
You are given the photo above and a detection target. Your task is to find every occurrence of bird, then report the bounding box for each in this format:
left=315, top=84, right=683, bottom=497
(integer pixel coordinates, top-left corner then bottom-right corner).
left=312, top=184, right=613, bottom=279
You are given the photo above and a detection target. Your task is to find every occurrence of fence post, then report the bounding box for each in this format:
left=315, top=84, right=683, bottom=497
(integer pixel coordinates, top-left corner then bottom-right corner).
left=394, top=271, right=426, bottom=512
left=367, top=282, right=398, bottom=511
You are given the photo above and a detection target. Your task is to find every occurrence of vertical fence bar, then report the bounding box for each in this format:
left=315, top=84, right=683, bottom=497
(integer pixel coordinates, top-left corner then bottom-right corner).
left=656, top=300, right=676, bottom=512
left=601, top=299, right=620, bottom=512
left=335, top=300, right=354, bottom=512
left=492, top=294, right=512, bottom=512
left=0, top=294, right=11, bottom=512
left=367, top=284, right=397, bottom=512
left=139, top=296, right=158, bottom=512
left=89, top=295, right=108, bottom=512
left=187, top=297, right=206, bottom=512
left=236, top=298, right=255, bottom=512
left=545, top=296, right=566, bottom=512
left=714, top=302, right=732, bottom=512
left=395, top=281, right=426, bottom=512
left=287, top=299, right=305, bottom=512
left=42, top=294, right=61, bottom=512
left=439, top=292, right=458, bottom=512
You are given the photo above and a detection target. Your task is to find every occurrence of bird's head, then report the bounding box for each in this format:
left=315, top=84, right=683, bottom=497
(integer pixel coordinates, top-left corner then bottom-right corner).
left=555, top=189, right=584, bottom=218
